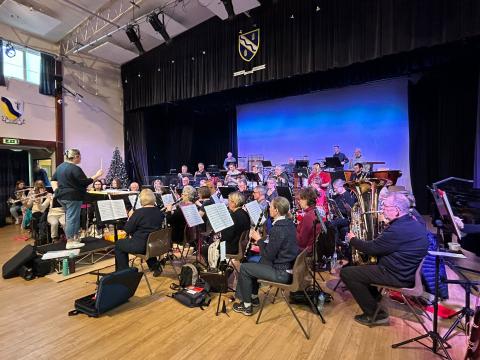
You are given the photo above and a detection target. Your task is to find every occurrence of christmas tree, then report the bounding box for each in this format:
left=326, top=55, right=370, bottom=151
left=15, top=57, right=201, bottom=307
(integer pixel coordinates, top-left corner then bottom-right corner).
left=105, top=147, right=130, bottom=188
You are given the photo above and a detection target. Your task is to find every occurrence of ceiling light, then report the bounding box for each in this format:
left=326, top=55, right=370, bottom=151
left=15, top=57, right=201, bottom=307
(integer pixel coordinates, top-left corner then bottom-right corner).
left=147, top=12, right=171, bottom=44
left=125, top=24, right=145, bottom=55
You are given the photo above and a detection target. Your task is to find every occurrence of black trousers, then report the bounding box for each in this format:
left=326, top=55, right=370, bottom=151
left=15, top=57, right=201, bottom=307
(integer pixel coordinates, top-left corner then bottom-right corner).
left=340, top=265, right=411, bottom=317
left=236, top=263, right=292, bottom=303
left=115, top=239, right=158, bottom=271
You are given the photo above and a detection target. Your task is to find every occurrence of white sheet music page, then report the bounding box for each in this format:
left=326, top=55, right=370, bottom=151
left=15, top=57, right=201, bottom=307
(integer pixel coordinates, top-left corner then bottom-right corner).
left=204, top=203, right=234, bottom=233
left=111, top=199, right=128, bottom=219
left=161, top=194, right=174, bottom=206
left=245, top=200, right=262, bottom=225
left=128, top=195, right=142, bottom=209
left=181, top=204, right=205, bottom=227
left=97, top=200, right=115, bottom=221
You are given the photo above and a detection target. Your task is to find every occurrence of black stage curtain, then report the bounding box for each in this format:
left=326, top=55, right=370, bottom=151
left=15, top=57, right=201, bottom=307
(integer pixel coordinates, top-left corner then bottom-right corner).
left=409, top=61, right=479, bottom=214
left=475, top=72, right=480, bottom=189
left=0, top=150, right=29, bottom=227
left=133, top=103, right=237, bottom=176
left=0, top=39, right=5, bottom=87
left=122, top=0, right=480, bottom=111
left=124, top=110, right=149, bottom=184
left=39, top=53, right=56, bottom=96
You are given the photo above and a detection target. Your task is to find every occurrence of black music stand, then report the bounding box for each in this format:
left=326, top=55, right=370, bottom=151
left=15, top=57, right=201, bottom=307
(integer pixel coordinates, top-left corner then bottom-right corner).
left=245, top=172, right=261, bottom=183
left=392, top=250, right=453, bottom=360
left=261, top=160, right=272, bottom=167
left=277, top=186, right=293, bottom=206
left=219, top=186, right=237, bottom=199
left=325, top=157, right=342, bottom=169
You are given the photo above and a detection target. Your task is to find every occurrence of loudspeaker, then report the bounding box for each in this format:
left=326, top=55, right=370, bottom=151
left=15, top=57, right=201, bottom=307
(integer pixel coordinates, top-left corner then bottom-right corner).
left=2, top=245, right=37, bottom=279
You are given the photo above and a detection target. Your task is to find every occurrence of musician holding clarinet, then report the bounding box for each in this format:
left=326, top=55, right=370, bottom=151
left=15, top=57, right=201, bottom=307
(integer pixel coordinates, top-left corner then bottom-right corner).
left=233, top=197, right=299, bottom=316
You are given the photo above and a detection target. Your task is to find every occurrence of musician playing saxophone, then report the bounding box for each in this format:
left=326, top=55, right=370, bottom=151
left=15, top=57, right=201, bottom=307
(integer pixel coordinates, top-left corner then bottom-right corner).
left=340, top=192, right=429, bottom=326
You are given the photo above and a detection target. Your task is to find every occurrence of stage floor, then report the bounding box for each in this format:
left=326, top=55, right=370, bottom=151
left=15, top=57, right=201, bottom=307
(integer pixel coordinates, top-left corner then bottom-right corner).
left=0, top=224, right=472, bottom=359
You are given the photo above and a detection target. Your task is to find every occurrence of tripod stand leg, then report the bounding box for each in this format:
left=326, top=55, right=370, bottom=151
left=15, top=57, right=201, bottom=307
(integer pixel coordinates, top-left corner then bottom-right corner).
left=434, top=333, right=453, bottom=360
left=216, top=292, right=222, bottom=316
left=333, top=278, right=343, bottom=291
left=391, top=333, right=430, bottom=348
left=303, top=289, right=326, bottom=323
left=442, top=311, right=466, bottom=341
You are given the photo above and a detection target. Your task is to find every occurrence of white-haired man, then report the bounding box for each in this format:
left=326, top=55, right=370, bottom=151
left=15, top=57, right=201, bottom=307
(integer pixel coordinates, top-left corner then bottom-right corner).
left=340, top=192, right=429, bottom=326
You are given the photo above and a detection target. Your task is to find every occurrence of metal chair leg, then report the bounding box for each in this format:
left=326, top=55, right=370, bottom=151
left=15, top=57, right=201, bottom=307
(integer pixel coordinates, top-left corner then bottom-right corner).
left=256, top=286, right=272, bottom=325
left=333, top=278, right=343, bottom=291
left=280, top=289, right=309, bottom=339
left=139, top=261, right=153, bottom=295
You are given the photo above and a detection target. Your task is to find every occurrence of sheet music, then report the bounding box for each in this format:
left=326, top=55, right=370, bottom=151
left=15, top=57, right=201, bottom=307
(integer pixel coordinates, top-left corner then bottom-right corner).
left=204, top=203, right=234, bottom=233
left=220, top=241, right=226, bottom=261
left=97, top=199, right=128, bottom=221
left=245, top=200, right=262, bottom=225
left=180, top=204, right=205, bottom=227
left=440, top=191, right=462, bottom=240
left=41, top=249, right=80, bottom=260
left=161, top=194, right=175, bottom=206
left=128, top=195, right=142, bottom=210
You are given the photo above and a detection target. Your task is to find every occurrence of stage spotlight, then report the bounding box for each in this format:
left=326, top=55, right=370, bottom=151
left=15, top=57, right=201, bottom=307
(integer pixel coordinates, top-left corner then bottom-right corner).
left=147, top=12, right=171, bottom=44
left=5, top=42, right=16, bottom=58
left=125, top=24, right=145, bottom=55
left=221, top=0, right=235, bottom=20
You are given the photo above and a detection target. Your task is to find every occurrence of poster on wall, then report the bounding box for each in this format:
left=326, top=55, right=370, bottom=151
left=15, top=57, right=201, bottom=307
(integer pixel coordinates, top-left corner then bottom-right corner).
left=0, top=96, right=25, bottom=125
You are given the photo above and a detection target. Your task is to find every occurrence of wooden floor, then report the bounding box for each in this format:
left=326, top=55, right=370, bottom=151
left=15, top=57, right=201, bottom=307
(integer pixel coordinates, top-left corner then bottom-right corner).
left=0, top=224, right=473, bottom=360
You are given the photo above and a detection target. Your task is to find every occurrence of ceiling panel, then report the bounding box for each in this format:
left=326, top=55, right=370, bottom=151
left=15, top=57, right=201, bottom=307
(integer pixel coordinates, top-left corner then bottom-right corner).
left=88, top=41, right=138, bottom=64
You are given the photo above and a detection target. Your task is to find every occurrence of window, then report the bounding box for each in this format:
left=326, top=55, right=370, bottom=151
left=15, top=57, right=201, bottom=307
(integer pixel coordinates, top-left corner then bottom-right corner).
left=2, top=43, right=41, bottom=85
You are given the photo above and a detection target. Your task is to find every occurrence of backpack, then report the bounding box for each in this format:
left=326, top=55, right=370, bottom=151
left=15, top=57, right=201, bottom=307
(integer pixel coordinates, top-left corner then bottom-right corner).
left=179, top=263, right=199, bottom=288
left=171, top=286, right=211, bottom=309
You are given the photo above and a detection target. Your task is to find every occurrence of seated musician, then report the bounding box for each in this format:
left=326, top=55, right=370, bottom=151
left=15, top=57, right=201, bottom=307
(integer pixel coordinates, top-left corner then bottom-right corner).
left=177, top=165, right=191, bottom=181
left=9, top=180, right=27, bottom=224
left=115, top=189, right=165, bottom=276
left=350, top=163, right=369, bottom=181
left=223, top=151, right=237, bottom=170
left=266, top=178, right=278, bottom=203
left=129, top=182, right=140, bottom=192
left=330, top=179, right=357, bottom=247
left=273, top=165, right=289, bottom=187
left=225, top=163, right=243, bottom=187
left=251, top=165, right=263, bottom=185
left=233, top=197, right=299, bottom=316
left=340, top=192, right=429, bottom=326
left=110, top=178, right=122, bottom=190
left=253, top=185, right=269, bottom=212
left=196, top=186, right=215, bottom=218
left=46, top=195, right=65, bottom=242
left=153, top=179, right=164, bottom=193
left=311, top=179, right=328, bottom=216
left=26, top=180, right=50, bottom=226
left=297, top=187, right=322, bottom=253
left=221, top=192, right=250, bottom=254
left=308, top=162, right=331, bottom=189
left=91, top=179, right=103, bottom=191
left=194, top=162, right=210, bottom=184
left=179, top=176, right=190, bottom=189
left=166, top=185, right=197, bottom=246
left=237, top=179, right=251, bottom=201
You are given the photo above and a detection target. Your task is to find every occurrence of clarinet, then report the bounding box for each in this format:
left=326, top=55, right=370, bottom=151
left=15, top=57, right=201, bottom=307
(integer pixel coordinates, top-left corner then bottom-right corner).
left=242, top=211, right=265, bottom=263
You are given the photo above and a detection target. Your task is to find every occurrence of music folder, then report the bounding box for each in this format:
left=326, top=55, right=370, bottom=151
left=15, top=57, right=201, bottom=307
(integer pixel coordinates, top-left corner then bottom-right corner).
left=97, top=199, right=128, bottom=222
left=180, top=204, right=205, bottom=227
left=204, top=203, right=234, bottom=233
left=295, top=160, right=309, bottom=168
left=245, top=200, right=262, bottom=225
left=245, top=172, right=260, bottom=182
left=325, top=157, right=342, bottom=168
left=261, top=160, right=272, bottom=167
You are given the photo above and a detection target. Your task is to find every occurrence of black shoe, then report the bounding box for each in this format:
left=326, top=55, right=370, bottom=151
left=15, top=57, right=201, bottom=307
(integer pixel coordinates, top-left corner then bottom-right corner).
left=232, top=302, right=253, bottom=316
left=251, top=297, right=260, bottom=307
left=354, top=312, right=389, bottom=327
left=152, top=266, right=163, bottom=277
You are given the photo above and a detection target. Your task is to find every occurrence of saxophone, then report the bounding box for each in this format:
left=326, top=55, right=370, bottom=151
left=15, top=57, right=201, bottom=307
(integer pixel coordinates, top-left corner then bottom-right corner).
left=348, top=179, right=385, bottom=265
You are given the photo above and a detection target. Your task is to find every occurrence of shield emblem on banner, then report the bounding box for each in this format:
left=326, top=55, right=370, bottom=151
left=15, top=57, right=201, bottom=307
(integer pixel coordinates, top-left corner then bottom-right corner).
left=238, top=28, right=260, bottom=62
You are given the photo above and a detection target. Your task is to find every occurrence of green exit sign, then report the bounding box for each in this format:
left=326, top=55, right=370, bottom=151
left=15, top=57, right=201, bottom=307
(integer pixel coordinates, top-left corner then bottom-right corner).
left=2, top=138, right=20, bottom=145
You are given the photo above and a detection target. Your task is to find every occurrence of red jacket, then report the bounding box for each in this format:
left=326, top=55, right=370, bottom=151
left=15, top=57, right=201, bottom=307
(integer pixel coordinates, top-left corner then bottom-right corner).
left=296, top=206, right=321, bottom=253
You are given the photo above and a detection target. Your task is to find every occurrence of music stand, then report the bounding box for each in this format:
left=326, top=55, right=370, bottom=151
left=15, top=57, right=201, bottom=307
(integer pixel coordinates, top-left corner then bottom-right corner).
left=295, top=160, right=309, bottom=168
left=261, top=160, right=272, bottom=167
left=245, top=172, right=261, bottom=183
left=324, top=157, right=342, bottom=169
left=219, top=186, right=237, bottom=199
left=141, top=185, right=154, bottom=191
left=277, top=186, right=293, bottom=206
left=169, top=169, right=177, bottom=175
left=207, top=165, right=219, bottom=176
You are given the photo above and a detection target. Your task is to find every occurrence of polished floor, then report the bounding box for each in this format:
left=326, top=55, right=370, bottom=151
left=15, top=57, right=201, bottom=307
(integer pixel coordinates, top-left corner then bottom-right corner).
left=0, top=224, right=473, bottom=360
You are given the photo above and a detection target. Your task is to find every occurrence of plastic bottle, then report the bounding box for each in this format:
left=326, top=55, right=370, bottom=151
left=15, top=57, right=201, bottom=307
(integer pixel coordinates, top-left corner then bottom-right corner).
left=62, top=258, right=69, bottom=276
left=330, top=251, right=338, bottom=272
left=317, top=292, right=325, bottom=313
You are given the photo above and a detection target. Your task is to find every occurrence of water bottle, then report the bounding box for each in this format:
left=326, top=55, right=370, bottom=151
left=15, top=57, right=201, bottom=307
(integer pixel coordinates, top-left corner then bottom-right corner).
left=317, top=292, right=325, bottom=313
left=62, top=258, right=69, bottom=276
left=330, top=251, right=338, bottom=272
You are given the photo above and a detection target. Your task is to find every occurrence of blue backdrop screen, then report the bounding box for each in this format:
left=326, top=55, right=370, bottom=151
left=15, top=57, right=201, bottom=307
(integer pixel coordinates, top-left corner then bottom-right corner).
left=237, top=78, right=410, bottom=188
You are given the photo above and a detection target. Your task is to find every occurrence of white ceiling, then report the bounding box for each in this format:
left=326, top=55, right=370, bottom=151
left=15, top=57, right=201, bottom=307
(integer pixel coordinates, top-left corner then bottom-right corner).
left=0, top=0, right=261, bottom=65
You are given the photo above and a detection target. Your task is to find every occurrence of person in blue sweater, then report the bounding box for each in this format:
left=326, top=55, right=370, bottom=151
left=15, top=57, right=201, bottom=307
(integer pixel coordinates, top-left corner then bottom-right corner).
left=340, top=192, right=429, bottom=326
left=233, top=196, right=299, bottom=316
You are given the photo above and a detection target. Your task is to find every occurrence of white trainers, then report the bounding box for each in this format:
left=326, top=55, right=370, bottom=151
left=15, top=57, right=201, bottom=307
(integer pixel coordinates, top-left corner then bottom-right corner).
left=66, top=241, right=85, bottom=249
left=15, top=219, right=20, bottom=224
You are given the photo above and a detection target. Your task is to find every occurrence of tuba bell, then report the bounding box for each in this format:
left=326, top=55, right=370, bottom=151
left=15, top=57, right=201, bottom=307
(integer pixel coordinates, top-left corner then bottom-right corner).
left=347, top=178, right=386, bottom=265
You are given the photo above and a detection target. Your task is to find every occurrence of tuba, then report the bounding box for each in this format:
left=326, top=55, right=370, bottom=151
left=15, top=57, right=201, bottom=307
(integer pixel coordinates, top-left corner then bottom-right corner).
left=347, top=178, right=386, bottom=265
